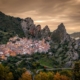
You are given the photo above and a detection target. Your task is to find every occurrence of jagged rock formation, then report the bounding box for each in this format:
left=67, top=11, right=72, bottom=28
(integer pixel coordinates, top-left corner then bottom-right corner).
left=51, top=23, right=71, bottom=43
left=35, top=25, right=42, bottom=39
left=21, top=18, right=51, bottom=40
left=41, top=25, right=51, bottom=40
left=21, top=17, right=36, bottom=38
left=10, top=19, right=80, bottom=67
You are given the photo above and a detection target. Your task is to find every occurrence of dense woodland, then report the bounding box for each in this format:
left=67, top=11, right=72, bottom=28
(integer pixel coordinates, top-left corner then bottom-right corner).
left=0, top=61, right=80, bottom=80
left=0, top=54, right=80, bottom=80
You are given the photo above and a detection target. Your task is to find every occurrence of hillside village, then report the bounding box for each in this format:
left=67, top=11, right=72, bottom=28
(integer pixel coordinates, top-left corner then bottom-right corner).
left=0, top=36, right=50, bottom=60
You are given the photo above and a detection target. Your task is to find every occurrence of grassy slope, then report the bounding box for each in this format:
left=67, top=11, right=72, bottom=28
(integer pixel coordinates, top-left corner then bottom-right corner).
left=38, top=57, right=54, bottom=68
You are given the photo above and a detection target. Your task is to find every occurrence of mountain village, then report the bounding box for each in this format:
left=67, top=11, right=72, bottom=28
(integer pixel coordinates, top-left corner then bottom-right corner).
left=0, top=36, right=50, bottom=60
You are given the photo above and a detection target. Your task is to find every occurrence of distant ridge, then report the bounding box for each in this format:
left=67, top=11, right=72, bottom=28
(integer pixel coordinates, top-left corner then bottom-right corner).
left=70, top=32, right=80, bottom=39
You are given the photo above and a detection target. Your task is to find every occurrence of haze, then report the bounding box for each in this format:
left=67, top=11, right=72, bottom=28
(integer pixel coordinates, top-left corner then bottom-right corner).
left=0, top=0, right=80, bottom=33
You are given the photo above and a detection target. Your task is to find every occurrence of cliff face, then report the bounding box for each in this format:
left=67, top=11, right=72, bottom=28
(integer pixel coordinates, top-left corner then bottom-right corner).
left=21, top=17, right=36, bottom=38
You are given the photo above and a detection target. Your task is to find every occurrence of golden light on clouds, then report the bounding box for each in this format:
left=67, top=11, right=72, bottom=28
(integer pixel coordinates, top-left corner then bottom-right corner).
left=34, top=20, right=46, bottom=23
left=77, top=0, right=80, bottom=2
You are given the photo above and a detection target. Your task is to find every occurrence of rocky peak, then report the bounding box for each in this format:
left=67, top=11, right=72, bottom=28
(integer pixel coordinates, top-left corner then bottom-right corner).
left=57, top=23, right=66, bottom=33
left=21, top=18, right=51, bottom=39
left=21, top=17, right=36, bottom=38
left=43, top=25, right=50, bottom=32
left=36, top=25, right=41, bottom=31
left=41, top=25, right=51, bottom=39
left=34, top=25, right=42, bottom=39
left=51, top=23, right=70, bottom=43
left=24, top=17, right=34, bottom=25
left=57, top=23, right=67, bottom=40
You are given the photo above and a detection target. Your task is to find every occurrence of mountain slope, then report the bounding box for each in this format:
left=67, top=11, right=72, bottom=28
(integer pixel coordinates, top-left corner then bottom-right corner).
left=0, top=11, right=25, bottom=44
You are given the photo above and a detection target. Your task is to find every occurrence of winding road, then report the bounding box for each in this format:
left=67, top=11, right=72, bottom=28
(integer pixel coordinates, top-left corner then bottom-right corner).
left=36, top=68, right=73, bottom=73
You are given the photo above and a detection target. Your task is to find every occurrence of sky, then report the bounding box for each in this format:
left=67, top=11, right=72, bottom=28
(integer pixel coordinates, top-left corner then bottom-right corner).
left=0, top=0, right=80, bottom=33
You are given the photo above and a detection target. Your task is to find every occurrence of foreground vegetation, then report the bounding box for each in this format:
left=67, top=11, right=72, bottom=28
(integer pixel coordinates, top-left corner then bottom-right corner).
left=0, top=61, right=80, bottom=80
left=1, top=53, right=68, bottom=70
left=0, top=64, right=72, bottom=80
left=0, top=53, right=80, bottom=80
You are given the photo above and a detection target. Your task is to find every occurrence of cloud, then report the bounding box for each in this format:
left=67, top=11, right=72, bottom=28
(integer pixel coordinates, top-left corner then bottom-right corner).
left=0, top=0, right=80, bottom=33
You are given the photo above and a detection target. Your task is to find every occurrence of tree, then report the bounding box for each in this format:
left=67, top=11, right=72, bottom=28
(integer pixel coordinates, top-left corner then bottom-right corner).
left=19, top=72, right=32, bottom=80
left=0, top=64, right=13, bottom=80
left=47, top=72, right=54, bottom=80
left=6, top=72, right=13, bottom=80
left=34, top=72, right=54, bottom=80
left=54, top=72, right=71, bottom=80
left=34, top=72, right=49, bottom=80
left=73, top=61, right=80, bottom=80
left=0, top=64, right=5, bottom=80
left=60, top=70, right=72, bottom=78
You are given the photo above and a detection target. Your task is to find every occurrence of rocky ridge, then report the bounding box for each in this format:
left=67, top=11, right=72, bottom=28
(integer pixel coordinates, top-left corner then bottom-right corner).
left=21, top=18, right=51, bottom=40
left=21, top=19, right=71, bottom=43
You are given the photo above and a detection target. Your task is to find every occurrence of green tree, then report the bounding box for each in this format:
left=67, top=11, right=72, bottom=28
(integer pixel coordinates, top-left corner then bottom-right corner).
left=73, top=61, right=80, bottom=80
left=47, top=72, right=54, bottom=80
left=6, top=72, right=13, bottom=80
left=0, top=64, right=14, bottom=80
left=19, top=72, right=32, bottom=80
left=0, top=64, right=5, bottom=80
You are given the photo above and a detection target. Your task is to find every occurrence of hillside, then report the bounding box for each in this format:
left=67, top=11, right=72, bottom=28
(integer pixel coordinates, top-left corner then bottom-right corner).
left=0, top=11, right=25, bottom=44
